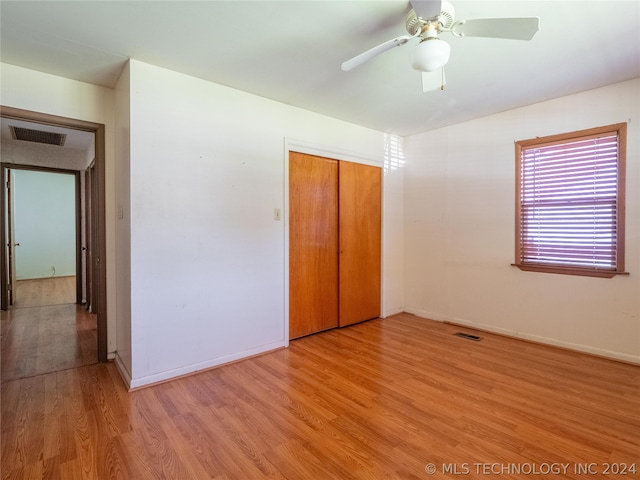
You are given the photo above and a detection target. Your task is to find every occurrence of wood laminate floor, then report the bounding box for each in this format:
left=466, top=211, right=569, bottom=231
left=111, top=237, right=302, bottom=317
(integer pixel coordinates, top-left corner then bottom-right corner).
left=12, top=276, right=77, bottom=309
left=1, top=313, right=639, bottom=479
left=1, top=276, right=97, bottom=383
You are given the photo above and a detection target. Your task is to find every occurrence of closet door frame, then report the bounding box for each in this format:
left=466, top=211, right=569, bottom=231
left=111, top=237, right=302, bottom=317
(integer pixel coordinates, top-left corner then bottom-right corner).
left=284, top=139, right=385, bottom=345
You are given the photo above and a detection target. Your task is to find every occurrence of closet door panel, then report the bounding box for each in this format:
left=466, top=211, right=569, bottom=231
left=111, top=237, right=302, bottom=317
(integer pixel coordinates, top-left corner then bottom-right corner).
left=289, top=152, right=339, bottom=339
left=339, top=161, right=381, bottom=326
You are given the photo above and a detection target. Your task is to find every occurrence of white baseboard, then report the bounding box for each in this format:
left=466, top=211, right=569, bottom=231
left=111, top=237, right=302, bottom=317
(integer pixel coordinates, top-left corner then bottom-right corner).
left=403, top=308, right=640, bottom=365
left=381, top=306, right=404, bottom=319
left=114, top=352, right=133, bottom=388
left=125, top=340, right=287, bottom=390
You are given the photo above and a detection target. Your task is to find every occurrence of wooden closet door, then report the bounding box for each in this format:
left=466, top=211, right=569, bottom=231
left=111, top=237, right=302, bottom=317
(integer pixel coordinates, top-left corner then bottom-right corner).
left=339, top=161, right=381, bottom=326
left=289, top=152, right=339, bottom=339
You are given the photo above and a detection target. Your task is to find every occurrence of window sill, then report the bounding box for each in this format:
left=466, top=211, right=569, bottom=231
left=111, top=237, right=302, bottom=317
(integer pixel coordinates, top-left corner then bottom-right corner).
left=511, top=264, right=630, bottom=278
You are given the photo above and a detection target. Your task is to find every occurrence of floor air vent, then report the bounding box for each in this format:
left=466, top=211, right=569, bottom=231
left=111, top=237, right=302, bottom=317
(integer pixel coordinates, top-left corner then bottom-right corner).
left=9, top=125, right=67, bottom=146
left=454, top=332, right=482, bottom=341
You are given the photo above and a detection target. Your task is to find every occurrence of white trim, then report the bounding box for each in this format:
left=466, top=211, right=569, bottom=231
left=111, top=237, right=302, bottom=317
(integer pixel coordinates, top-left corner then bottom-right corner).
left=114, top=352, right=133, bottom=389
left=404, top=308, right=640, bottom=365
left=284, top=138, right=384, bottom=168
left=283, top=138, right=386, bottom=341
left=381, top=307, right=404, bottom=318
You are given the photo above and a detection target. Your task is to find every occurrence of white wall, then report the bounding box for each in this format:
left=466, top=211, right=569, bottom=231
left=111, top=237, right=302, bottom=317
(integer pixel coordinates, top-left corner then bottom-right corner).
left=125, top=60, right=403, bottom=387
left=404, top=78, right=640, bottom=363
left=1, top=62, right=117, bottom=353
left=13, top=170, right=76, bottom=279
left=114, top=62, right=132, bottom=378
left=382, top=134, right=405, bottom=316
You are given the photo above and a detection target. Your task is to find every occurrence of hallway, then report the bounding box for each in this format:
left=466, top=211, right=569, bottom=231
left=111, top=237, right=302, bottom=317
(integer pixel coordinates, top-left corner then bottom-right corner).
left=1, top=277, right=97, bottom=383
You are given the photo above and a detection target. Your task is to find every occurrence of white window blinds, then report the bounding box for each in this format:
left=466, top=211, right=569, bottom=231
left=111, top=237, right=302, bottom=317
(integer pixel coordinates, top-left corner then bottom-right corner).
left=518, top=131, right=621, bottom=272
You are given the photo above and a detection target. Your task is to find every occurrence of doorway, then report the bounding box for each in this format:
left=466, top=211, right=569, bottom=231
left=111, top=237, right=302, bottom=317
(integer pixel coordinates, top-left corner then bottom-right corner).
left=4, top=166, right=80, bottom=308
left=0, top=106, right=107, bottom=363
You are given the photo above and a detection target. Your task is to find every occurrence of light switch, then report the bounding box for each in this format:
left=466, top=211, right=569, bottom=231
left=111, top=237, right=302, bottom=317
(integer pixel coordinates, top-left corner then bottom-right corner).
left=274, top=208, right=281, bottom=221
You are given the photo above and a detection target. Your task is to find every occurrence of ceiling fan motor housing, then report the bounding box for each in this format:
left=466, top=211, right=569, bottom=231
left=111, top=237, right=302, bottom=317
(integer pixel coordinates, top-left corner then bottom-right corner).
left=406, top=0, right=456, bottom=35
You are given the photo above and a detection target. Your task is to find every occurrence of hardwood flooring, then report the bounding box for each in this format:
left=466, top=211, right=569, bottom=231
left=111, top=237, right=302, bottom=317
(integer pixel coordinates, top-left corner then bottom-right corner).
left=12, top=277, right=77, bottom=309
left=2, top=313, right=639, bottom=479
left=1, top=304, right=97, bottom=383
left=1, top=276, right=97, bottom=383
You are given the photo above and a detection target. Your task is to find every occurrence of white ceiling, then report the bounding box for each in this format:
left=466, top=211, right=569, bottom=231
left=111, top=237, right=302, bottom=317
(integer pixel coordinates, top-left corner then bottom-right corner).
left=1, top=1, right=639, bottom=137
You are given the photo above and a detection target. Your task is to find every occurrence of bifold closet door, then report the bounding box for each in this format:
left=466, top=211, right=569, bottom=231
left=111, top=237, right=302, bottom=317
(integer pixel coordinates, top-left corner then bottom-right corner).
left=289, top=152, right=339, bottom=339
left=338, top=161, right=381, bottom=326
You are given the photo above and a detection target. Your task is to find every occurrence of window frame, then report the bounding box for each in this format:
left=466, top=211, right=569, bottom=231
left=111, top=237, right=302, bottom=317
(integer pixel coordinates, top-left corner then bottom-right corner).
left=514, top=123, right=627, bottom=278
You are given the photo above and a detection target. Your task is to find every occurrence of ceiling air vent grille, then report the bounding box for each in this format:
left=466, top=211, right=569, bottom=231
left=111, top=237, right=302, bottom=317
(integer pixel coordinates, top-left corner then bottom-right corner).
left=9, top=126, right=67, bottom=146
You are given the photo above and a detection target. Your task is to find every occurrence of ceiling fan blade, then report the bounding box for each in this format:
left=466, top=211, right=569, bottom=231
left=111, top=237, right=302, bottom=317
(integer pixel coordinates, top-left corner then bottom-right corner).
left=422, top=69, right=446, bottom=92
left=341, top=35, right=414, bottom=71
left=410, top=0, right=442, bottom=21
left=453, top=17, right=540, bottom=40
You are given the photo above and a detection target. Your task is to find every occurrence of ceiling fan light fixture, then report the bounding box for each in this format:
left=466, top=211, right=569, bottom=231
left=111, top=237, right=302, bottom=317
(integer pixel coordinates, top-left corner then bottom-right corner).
left=411, top=38, right=451, bottom=72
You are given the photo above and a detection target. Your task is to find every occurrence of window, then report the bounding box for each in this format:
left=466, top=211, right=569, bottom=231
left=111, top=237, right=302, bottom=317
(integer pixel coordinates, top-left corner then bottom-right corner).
left=514, top=123, right=627, bottom=278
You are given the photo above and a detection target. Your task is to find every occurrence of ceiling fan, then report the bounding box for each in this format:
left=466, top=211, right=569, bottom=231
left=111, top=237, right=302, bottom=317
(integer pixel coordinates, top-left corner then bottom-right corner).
left=341, top=0, right=540, bottom=92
